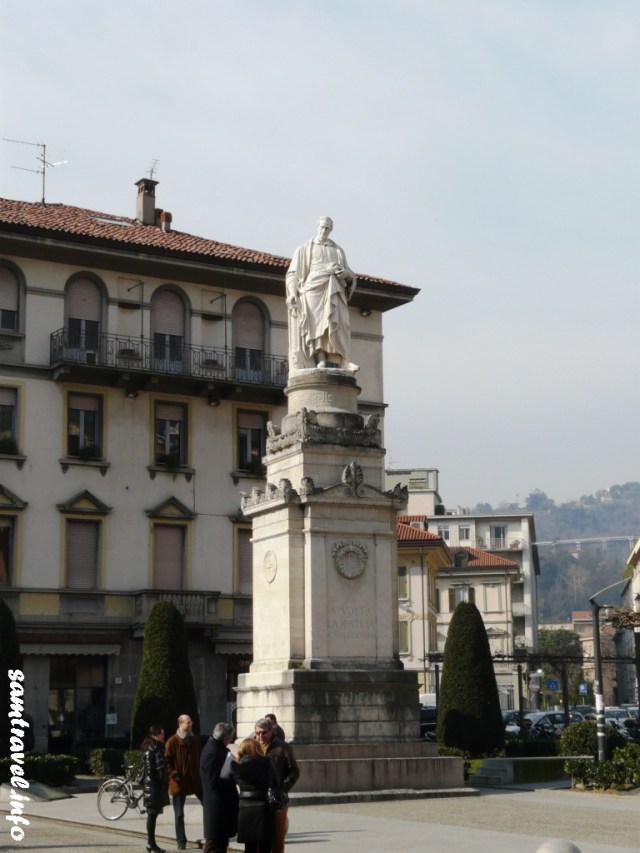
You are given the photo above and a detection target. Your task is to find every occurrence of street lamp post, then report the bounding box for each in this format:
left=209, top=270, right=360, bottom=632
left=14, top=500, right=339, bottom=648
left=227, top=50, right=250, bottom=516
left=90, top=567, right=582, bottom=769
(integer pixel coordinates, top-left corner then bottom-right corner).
left=589, top=579, right=628, bottom=763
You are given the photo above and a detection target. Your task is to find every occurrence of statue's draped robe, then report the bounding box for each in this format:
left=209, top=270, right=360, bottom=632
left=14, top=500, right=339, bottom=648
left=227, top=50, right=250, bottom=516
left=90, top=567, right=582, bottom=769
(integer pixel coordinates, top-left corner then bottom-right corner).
left=286, top=238, right=356, bottom=369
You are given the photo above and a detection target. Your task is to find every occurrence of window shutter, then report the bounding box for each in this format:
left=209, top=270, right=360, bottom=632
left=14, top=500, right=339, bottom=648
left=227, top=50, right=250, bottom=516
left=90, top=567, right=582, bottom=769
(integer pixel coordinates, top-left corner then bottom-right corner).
left=238, top=411, right=265, bottom=430
left=0, top=387, right=17, bottom=407
left=237, top=528, right=252, bottom=595
left=468, top=586, right=475, bottom=605
left=0, top=268, right=18, bottom=312
left=152, top=291, right=184, bottom=337
left=155, top=403, right=185, bottom=422
left=153, top=525, right=184, bottom=589
left=234, top=302, right=264, bottom=351
left=69, top=394, right=100, bottom=412
left=66, top=520, right=99, bottom=589
left=435, top=588, right=440, bottom=613
left=448, top=588, right=456, bottom=612
left=398, top=621, right=409, bottom=654
left=68, top=279, right=101, bottom=321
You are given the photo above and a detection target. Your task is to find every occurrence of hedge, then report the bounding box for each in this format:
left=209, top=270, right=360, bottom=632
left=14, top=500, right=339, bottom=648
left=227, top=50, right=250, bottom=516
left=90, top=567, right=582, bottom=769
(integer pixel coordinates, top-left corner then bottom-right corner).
left=0, top=753, right=78, bottom=787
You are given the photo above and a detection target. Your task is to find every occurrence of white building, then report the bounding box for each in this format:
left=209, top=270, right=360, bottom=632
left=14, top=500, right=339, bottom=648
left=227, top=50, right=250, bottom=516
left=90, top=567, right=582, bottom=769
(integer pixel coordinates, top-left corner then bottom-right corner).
left=387, top=468, right=540, bottom=707
left=0, top=181, right=418, bottom=751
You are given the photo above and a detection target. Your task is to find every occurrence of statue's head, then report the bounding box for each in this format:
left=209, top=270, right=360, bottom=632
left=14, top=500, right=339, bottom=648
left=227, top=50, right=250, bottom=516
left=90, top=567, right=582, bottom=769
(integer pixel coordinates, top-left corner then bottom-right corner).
left=316, top=216, right=333, bottom=241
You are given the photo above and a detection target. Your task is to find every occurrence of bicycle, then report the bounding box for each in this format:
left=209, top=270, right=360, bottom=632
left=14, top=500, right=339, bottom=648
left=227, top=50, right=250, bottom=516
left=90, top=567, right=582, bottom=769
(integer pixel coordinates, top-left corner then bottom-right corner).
left=97, top=765, right=145, bottom=821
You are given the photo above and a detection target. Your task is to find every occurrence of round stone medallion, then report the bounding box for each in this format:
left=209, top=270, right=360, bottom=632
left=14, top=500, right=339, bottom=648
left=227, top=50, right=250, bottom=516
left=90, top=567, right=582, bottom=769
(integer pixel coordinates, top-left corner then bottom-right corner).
left=263, top=550, right=278, bottom=584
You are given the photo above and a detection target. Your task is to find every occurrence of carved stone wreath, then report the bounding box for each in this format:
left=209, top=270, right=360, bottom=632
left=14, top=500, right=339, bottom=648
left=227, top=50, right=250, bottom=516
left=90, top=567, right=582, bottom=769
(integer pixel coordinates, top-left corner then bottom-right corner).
left=331, top=540, right=368, bottom=580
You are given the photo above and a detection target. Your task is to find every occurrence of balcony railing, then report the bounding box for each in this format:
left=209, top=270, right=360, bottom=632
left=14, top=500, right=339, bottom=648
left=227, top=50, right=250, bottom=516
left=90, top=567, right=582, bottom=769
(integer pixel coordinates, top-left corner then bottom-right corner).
left=134, top=590, right=219, bottom=624
left=50, top=329, right=288, bottom=389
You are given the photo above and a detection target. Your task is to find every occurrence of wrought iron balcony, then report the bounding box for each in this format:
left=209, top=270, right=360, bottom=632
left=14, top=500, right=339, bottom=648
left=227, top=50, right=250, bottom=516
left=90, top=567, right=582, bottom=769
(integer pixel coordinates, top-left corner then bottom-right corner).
left=50, top=329, right=288, bottom=396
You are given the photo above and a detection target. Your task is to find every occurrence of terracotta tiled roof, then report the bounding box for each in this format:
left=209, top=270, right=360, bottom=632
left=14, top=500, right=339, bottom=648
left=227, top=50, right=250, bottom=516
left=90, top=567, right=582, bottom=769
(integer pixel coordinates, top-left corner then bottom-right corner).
left=448, top=546, right=519, bottom=569
left=397, top=516, right=442, bottom=542
left=0, top=197, right=417, bottom=293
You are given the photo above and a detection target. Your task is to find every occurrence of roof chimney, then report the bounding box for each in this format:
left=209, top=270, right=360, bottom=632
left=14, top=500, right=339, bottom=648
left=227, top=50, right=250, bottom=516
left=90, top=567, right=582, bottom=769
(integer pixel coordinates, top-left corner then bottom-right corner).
left=160, top=210, right=172, bottom=233
left=135, top=178, right=159, bottom=225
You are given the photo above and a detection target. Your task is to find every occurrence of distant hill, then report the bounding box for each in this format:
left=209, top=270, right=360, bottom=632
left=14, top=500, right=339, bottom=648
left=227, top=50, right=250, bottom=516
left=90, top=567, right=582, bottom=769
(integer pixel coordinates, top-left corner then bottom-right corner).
left=472, top=483, right=640, bottom=622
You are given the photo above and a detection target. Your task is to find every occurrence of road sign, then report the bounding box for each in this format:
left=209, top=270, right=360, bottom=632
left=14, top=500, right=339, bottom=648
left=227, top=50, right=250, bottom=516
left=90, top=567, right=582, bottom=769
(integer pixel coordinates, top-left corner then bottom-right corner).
left=579, top=683, right=588, bottom=695
left=547, top=679, right=559, bottom=692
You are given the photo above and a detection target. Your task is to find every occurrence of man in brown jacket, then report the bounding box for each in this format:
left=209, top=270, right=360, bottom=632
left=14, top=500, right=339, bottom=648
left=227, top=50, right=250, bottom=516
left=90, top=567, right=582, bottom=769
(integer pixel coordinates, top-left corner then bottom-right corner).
left=165, top=714, right=203, bottom=849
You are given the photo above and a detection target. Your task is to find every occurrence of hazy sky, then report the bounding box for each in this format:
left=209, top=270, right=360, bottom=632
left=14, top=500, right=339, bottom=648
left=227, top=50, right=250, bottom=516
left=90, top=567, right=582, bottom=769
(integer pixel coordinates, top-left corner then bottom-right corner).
left=1, top=1, right=638, bottom=508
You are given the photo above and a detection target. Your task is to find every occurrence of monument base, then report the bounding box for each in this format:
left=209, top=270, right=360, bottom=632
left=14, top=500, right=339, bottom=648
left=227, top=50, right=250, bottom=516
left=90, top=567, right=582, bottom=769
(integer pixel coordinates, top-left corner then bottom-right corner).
left=235, top=667, right=420, bottom=745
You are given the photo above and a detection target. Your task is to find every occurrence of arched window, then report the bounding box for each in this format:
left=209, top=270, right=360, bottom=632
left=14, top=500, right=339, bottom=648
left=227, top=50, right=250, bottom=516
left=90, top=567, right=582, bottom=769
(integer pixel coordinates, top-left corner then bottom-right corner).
left=233, top=300, right=265, bottom=381
left=0, top=265, right=21, bottom=332
left=67, top=277, right=102, bottom=359
left=151, top=289, right=186, bottom=373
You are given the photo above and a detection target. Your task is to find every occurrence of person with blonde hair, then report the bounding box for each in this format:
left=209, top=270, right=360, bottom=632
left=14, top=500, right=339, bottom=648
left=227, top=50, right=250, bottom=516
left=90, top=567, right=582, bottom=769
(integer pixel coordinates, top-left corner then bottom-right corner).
left=231, top=738, right=277, bottom=853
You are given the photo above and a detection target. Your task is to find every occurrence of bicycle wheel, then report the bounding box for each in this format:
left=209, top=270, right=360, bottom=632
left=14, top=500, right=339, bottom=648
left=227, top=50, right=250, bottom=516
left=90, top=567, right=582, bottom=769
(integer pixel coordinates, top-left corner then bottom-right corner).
left=97, top=779, right=130, bottom=821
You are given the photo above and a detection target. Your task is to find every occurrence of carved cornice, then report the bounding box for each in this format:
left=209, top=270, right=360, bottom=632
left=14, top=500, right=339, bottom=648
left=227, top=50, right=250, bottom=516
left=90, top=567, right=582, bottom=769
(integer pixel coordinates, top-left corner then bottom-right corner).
left=240, top=478, right=299, bottom=511
left=266, top=407, right=381, bottom=454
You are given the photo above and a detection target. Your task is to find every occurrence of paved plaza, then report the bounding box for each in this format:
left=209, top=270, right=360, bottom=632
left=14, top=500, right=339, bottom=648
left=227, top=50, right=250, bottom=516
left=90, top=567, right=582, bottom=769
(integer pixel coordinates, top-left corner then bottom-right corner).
left=3, top=784, right=640, bottom=853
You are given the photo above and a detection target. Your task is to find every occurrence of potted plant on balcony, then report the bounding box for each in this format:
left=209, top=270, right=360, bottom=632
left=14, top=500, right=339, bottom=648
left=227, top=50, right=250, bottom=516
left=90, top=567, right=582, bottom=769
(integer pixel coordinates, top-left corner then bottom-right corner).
left=0, top=436, right=18, bottom=455
left=78, top=444, right=102, bottom=461
left=157, top=452, right=181, bottom=472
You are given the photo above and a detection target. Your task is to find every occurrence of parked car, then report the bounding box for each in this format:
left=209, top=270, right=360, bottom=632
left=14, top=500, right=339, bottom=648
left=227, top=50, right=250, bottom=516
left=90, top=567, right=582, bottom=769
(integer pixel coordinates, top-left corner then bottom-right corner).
left=523, top=711, right=584, bottom=737
left=420, top=706, right=437, bottom=740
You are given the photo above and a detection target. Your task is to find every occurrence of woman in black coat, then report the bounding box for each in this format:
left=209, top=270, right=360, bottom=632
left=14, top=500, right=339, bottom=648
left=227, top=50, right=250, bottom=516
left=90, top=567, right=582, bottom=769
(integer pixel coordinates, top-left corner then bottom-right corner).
left=231, top=738, right=277, bottom=853
left=199, top=722, right=238, bottom=853
left=141, top=725, right=170, bottom=853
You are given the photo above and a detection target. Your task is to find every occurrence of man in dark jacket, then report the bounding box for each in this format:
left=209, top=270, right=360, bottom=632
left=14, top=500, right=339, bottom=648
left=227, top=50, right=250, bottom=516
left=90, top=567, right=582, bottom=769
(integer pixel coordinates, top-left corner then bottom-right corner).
left=254, top=717, right=299, bottom=853
left=200, top=722, right=238, bottom=853
left=165, top=714, right=203, bottom=850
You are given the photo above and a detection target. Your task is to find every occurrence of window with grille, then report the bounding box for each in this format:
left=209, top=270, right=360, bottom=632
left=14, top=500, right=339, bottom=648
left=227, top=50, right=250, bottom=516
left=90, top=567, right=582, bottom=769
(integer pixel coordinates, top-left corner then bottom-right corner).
left=234, top=301, right=265, bottom=382
left=0, top=517, right=14, bottom=585
left=448, top=585, right=475, bottom=611
left=66, top=519, right=99, bottom=589
left=68, top=394, right=102, bottom=458
left=0, top=267, right=19, bottom=331
left=398, top=621, right=410, bottom=654
left=0, top=387, right=17, bottom=453
left=67, top=278, right=101, bottom=352
left=398, top=565, right=408, bottom=600
left=152, top=524, right=185, bottom=589
left=152, top=290, right=185, bottom=371
left=155, top=402, right=186, bottom=465
left=237, top=410, right=266, bottom=474
left=237, top=528, right=252, bottom=595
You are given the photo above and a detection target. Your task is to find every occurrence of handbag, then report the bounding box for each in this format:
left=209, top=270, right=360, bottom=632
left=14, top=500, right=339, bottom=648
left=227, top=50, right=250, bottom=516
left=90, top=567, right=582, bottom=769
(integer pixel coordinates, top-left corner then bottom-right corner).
left=266, top=787, right=288, bottom=811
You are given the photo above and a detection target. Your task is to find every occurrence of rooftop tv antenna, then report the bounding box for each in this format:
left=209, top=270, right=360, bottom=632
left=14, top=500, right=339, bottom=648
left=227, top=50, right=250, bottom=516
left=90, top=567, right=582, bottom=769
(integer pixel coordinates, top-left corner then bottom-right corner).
left=3, top=138, right=67, bottom=204
left=148, top=159, right=160, bottom=180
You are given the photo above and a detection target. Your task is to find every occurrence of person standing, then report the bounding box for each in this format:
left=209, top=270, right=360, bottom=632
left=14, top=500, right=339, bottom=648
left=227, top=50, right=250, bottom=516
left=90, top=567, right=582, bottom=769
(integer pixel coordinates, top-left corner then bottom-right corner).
left=253, top=718, right=299, bottom=853
left=232, top=737, right=276, bottom=853
left=165, top=714, right=203, bottom=850
left=264, top=714, right=285, bottom=742
left=199, top=722, right=238, bottom=853
left=140, top=724, right=170, bottom=853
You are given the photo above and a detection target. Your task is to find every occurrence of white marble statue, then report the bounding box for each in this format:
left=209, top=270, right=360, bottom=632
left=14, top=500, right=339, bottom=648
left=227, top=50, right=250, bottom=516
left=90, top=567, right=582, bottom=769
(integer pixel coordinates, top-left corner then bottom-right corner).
left=286, top=216, right=358, bottom=371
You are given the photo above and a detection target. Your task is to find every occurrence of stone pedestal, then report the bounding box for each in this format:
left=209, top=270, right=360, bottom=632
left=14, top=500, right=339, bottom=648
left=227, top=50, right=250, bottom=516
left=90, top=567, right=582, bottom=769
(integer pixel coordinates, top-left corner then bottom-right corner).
left=236, top=368, right=420, bottom=745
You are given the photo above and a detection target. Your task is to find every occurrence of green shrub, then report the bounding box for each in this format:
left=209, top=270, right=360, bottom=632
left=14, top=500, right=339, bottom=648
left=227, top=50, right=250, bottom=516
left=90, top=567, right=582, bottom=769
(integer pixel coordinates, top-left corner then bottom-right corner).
left=130, top=601, right=200, bottom=747
left=72, top=736, right=129, bottom=773
left=565, top=743, right=640, bottom=790
left=0, top=753, right=78, bottom=787
left=560, top=720, right=627, bottom=759
left=437, top=601, right=504, bottom=757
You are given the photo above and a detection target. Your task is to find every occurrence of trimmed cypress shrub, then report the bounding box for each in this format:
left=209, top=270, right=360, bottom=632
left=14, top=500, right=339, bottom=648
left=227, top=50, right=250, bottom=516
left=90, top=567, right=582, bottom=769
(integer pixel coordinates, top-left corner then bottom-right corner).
left=130, top=601, right=200, bottom=747
left=437, top=600, right=505, bottom=756
left=0, top=598, right=22, bottom=758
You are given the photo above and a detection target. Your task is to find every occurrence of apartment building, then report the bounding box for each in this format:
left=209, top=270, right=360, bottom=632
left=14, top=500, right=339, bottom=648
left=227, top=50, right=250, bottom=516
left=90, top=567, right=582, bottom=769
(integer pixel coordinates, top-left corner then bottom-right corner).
left=0, top=181, right=417, bottom=751
left=387, top=468, right=540, bottom=707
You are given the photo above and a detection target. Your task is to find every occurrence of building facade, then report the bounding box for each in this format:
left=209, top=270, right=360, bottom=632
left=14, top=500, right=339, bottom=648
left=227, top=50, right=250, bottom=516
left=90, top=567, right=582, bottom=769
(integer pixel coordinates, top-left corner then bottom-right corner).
left=387, top=469, right=540, bottom=708
left=0, top=182, right=417, bottom=751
